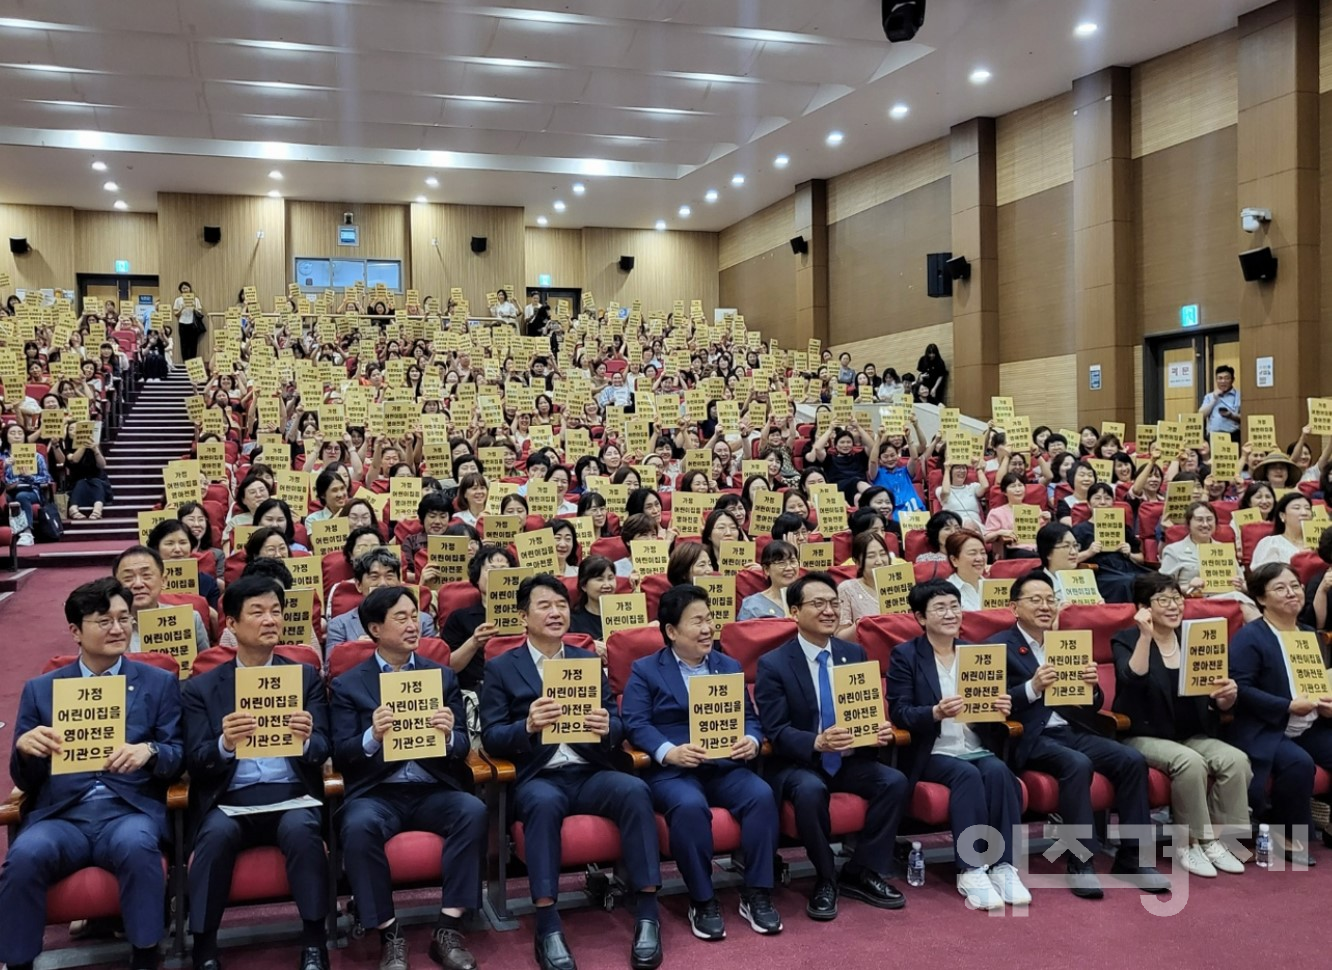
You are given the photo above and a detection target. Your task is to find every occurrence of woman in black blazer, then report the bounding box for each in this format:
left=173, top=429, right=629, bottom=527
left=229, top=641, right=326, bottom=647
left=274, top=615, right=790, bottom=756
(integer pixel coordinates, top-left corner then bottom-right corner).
left=1110, top=573, right=1249, bottom=878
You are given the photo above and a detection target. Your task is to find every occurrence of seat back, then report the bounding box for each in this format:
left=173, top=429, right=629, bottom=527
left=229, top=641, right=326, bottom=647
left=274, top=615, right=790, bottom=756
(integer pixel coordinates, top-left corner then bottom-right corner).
left=605, top=625, right=666, bottom=696
left=987, top=558, right=1042, bottom=580
left=719, top=618, right=797, bottom=684
left=913, top=559, right=953, bottom=583
left=590, top=536, right=629, bottom=562
left=1057, top=603, right=1137, bottom=663
left=484, top=632, right=596, bottom=662
left=435, top=581, right=482, bottom=628
left=855, top=614, right=924, bottom=677
left=1182, top=597, right=1244, bottom=639
left=1239, top=522, right=1276, bottom=566
left=959, top=609, right=1019, bottom=644
left=40, top=652, right=180, bottom=677
left=321, top=552, right=354, bottom=598
left=326, top=637, right=453, bottom=680
left=190, top=643, right=320, bottom=676
left=641, top=572, right=672, bottom=621
left=1292, top=550, right=1326, bottom=587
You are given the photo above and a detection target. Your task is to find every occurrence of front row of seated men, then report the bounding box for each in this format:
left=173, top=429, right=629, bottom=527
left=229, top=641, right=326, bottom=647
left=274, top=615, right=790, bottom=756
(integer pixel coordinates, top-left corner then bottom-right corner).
left=41, top=562, right=1332, bottom=969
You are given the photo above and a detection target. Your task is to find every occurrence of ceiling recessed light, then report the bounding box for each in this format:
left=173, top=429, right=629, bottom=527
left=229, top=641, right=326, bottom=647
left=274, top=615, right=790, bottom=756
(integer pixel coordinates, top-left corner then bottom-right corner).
left=678, top=205, right=691, bottom=218
left=655, top=219, right=667, bottom=231
left=414, top=195, right=427, bottom=203
left=1074, top=22, right=1098, bottom=37
left=969, top=68, right=992, bottom=84
left=267, top=189, right=282, bottom=198
left=825, top=131, right=844, bottom=146
left=268, top=169, right=283, bottom=180
left=571, top=182, right=586, bottom=195
left=425, top=176, right=439, bottom=188
left=536, top=215, right=549, bottom=226
left=102, top=180, right=118, bottom=192
left=889, top=103, right=910, bottom=120
left=90, top=160, right=106, bottom=172
left=774, top=154, right=790, bottom=168
left=553, top=200, right=566, bottom=212
left=704, top=189, right=719, bottom=203
left=113, top=200, right=128, bottom=210
left=731, top=174, right=745, bottom=186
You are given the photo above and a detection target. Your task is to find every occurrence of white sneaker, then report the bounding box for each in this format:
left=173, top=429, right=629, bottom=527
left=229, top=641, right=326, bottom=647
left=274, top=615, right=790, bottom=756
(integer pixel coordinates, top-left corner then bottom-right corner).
left=16, top=531, right=34, bottom=546
left=1202, top=840, right=1245, bottom=874
left=1176, top=844, right=1217, bottom=878
left=986, top=862, right=1032, bottom=905
left=957, top=869, right=1004, bottom=910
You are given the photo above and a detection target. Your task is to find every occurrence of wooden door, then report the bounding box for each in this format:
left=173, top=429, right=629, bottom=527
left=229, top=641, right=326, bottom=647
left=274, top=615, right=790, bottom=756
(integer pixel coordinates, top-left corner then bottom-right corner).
left=1163, top=345, right=1198, bottom=424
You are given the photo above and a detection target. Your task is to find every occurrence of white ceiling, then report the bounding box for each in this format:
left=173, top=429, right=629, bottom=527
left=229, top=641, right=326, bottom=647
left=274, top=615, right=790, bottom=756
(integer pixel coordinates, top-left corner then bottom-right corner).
left=0, top=0, right=1266, bottom=231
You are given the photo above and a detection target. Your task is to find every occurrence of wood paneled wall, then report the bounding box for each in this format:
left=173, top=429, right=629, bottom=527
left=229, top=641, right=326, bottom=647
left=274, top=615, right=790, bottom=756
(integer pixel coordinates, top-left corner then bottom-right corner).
left=1136, top=125, right=1239, bottom=335
left=999, top=355, right=1079, bottom=431
left=718, top=197, right=795, bottom=272
left=73, top=211, right=159, bottom=277
left=997, top=183, right=1075, bottom=360
left=830, top=320, right=953, bottom=377
left=524, top=228, right=584, bottom=289
left=156, top=191, right=286, bottom=319
left=286, top=202, right=410, bottom=281
left=581, top=228, right=718, bottom=316
left=719, top=246, right=796, bottom=348
left=827, top=178, right=953, bottom=346
left=826, top=138, right=949, bottom=225
left=996, top=94, right=1074, bottom=205
left=1132, top=30, right=1238, bottom=158
left=0, top=204, right=75, bottom=292
left=409, top=203, right=524, bottom=310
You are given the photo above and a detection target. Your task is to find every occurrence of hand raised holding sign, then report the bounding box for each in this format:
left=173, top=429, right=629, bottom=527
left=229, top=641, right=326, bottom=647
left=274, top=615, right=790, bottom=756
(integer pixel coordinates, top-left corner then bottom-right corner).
left=1030, top=664, right=1058, bottom=694
left=428, top=707, right=455, bottom=735
left=221, top=711, right=258, bottom=752
left=1209, top=678, right=1238, bottom=710
left=525, top=696, right=563, bottom=735
left=16, top=725, right=62, bottom=759
left=371, top=704, right=396, bottom=744
left=583, top=706, right=610, bottom=737
left=287, top=710, right=314, bottom=743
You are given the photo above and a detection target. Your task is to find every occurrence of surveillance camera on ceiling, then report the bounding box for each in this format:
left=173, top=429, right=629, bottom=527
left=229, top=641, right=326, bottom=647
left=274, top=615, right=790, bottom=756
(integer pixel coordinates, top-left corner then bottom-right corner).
left=1241, top=207, right=1271, bottom=233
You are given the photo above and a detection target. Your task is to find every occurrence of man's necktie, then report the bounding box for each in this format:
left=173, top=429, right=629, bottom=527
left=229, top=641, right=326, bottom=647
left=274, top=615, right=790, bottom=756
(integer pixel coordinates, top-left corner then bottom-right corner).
left=817, top=650, right=841, bottom=776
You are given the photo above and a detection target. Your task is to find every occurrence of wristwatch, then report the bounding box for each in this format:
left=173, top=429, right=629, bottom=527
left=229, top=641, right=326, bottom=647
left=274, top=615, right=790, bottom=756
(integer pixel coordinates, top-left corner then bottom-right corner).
left=145, top=741, right=160, bottom=767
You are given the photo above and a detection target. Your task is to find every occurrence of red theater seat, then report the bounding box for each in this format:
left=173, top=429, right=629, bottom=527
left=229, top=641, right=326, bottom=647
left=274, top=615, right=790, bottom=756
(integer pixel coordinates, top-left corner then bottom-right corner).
left=654, top=808, right=743, bottom=857
left=328, top=637, right=452, bottom=680
left=720, top=618, right=796, bottom=683
left=605, top=625, right=666, bottom=696
left=779, top=792, right=866, bottom=840
left=45, top=858, right=170, bottom=924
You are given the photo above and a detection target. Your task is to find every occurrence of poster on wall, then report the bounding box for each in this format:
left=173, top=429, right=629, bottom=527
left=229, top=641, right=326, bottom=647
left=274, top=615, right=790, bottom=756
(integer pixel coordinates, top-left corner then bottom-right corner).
left=1167, top=362, right=1194, bottom=388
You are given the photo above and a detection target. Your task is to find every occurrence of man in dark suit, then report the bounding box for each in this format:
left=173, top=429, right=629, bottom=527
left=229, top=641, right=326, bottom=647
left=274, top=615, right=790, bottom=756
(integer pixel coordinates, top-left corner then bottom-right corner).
left=331, top=586, right=486, bottom=970
left=621, top=585, right=782, bottom=941
left=0, top=578, right=183, bottom=970
left=1000, top=572, right=1169, bottom=897
left=754, top=572, right=908, bottom=921
left=182, top=576, right=332, bottom=970
left=480, top=574, right=661, bottom=970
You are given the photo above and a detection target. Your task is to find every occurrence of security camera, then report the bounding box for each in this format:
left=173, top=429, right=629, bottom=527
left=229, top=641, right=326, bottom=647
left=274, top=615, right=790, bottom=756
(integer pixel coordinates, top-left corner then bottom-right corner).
left=342, top=212, right=354, bottom=226
left=1241, top=207, right=1271, bottom=233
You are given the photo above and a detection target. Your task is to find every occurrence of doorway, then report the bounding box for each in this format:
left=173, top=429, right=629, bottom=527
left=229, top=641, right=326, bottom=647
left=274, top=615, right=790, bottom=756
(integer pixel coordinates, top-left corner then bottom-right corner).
left=1143, top=325, right=1239, bottom=424
left=526, top=286, right=582, bottom=318
left=77, top=274, right=161, bottom=329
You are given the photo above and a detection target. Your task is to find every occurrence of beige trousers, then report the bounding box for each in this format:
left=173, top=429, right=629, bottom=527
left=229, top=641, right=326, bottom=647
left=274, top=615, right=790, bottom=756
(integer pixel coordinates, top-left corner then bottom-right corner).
left=1124, top=734, right=1252, bottom=842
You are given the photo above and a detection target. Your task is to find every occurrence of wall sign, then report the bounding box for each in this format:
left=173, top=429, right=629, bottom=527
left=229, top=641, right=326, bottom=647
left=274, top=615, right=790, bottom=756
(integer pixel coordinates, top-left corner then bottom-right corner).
left=1167, top=362, right=1194, bottom=388
left=1088, top=364, right=1102, bottom=391
left=1256, top=356, right=1273, bottom=388
left=1180, top=304, right=1199, bottom=328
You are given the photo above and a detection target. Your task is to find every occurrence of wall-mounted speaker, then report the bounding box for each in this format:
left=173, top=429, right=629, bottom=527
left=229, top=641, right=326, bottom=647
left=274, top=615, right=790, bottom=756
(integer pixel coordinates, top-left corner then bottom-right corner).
left=470, top=236, right=487, bottom=254
left=926, top=251, right=952, bottom=298
left=618, top=255, right=635, bottom=272
left=8, top=237, right=29, bottom=255
left=203, top=226, right=222, bottom=245
left=1238, top=246, right=1277, bottom=282
left=946, top=254, right=971, bottom=281
left=789, top=235, right=809, bottom=255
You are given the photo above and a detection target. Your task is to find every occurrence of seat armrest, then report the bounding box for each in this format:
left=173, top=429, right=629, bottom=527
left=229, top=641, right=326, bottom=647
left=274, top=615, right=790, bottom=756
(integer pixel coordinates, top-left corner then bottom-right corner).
left=466, top=751, right=494, bottom=784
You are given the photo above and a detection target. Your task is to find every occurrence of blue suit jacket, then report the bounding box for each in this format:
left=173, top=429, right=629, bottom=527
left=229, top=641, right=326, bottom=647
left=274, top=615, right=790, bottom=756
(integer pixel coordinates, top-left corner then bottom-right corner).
left=181, top=656, right=331, bottom=818
left=885, top=636, right=1004, bottom=790
left=9, top=659, right=184, bottom=832
left=1224, top=619, right=1310, bottom=792
left=1000, top=623, right=1105, bottom=769
left=330, top=654, right=472, bottom=801
left=754, top=636, right=880, bottom=782
left=479, top=643, right=625, bottom=785
left=621, top=646, right=761, bottom=778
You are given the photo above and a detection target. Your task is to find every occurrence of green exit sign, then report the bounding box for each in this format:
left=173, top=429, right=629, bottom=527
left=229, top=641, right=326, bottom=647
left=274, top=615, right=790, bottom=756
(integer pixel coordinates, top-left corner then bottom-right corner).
left=1180, top=304, right=1199, bottom=328
left=538, top=274, right=552, bottom=287
left=114, top=259, right=130, bottom=273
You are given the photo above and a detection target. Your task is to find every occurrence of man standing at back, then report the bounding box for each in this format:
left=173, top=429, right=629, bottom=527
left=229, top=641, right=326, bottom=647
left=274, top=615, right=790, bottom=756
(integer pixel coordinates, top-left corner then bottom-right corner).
left=182, top=576, right=332, bottom=970
left=754, top=571, right=908, bottom=921
left=1199, top=364, right=1241, bottom=443
left=0, top=578, right=183, bottom=970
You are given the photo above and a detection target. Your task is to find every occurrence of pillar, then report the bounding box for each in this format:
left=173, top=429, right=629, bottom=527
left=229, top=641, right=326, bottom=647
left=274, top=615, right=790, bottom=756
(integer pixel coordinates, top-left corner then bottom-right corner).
left=949, top=118, right=1000, bottom=415
left=792, top=179, right=829, bottom=349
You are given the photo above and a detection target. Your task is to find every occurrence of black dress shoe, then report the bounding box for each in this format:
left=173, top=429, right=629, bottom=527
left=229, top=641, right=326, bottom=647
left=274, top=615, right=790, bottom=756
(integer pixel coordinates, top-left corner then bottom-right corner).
left=534, top=931, right=577, bottom=970
left=630, top=919, right=662, bottom=970
left=837, top=867, right=906, bottom=910
left=194, top=959, right=222, bottom=970
left=1110, top=856, right=1172, bottom=894
left=298, top=945, right=329, bottom=970
left=806, top=878, right=839, bottom=921
left=1066, top=858, right=1104, bottom=899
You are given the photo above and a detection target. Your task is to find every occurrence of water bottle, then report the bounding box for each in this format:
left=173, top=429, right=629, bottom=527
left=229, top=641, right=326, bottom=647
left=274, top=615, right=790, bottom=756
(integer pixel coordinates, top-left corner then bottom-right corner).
left=907, top=842, right=926, bottom=887
left=1256, top=824, right=1271, bottom=868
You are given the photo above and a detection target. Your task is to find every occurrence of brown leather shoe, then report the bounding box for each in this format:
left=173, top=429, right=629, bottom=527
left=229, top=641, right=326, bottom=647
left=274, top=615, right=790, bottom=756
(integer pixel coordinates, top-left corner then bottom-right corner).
left=429, top=926, right=477, bottom=970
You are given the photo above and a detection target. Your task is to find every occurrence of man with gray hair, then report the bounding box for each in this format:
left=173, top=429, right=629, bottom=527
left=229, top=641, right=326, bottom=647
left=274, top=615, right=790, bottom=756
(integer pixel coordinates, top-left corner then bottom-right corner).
left=325, top=548, right=437, bottom=649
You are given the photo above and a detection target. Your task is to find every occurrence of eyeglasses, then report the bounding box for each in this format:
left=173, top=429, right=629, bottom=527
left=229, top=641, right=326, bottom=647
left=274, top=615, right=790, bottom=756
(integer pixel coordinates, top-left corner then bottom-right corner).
left=87, top=616, right=134, bottom=631
left=1265, top=584, right=1303, bottom=596
left=1054, top=541, right=1080, bottom=552
left=799, top=598, right=838, bottom=612
left=1018, top=596, right=1058, bottom=608
left=926, top=605, right=963, bottom=617
left=1150, top=594, right=1185, bottom=607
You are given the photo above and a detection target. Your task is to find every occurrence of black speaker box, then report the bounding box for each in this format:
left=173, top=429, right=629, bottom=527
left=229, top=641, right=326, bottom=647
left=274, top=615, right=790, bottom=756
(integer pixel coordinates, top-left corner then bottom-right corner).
left=926, top=251, right=952, bottom=298
left=790, top=235, right=809, bottom=255
left=203, top=226, right=222, bottom=245
left=1238, top=246, right=1277, bottom=282
left=946, top=255, right=971, bottom=280
left=9, top=237, right=29, bottom=255
left=618, top=255, right=635, bottom=272
left=470, top=236, right=487, bottom=254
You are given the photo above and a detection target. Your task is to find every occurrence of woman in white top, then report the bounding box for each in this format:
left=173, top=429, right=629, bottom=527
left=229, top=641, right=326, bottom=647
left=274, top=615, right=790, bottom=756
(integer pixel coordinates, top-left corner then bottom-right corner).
left=549, top=518, right=582, bottom=578
left=836, top=531, right=897, bottom=640
left=885, top=581, right=1027, bottom=911
left=737, top=540, right=801, bottom=620
left=1159, top=500, right=1260, bottom=622
left=1250, top=493, right=1313, bottom=569
left=172, top=281, right=205, bottom=360
left=944, top=530, right=988, bottom=612
left=936, top=459, right=988, bottom=533
left=451, top=472, right=488, bottom=527
left=489, top=288, right=520, bottom=326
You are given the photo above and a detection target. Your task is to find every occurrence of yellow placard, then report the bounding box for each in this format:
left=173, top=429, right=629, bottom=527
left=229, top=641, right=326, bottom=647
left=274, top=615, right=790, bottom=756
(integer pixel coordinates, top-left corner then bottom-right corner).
left=832, top=661, right=884, bottom=747
left=275, top=469, right=310, bottom=510
left=1248, top=415, right=1277, bottom=450
left=1011, top=504, right=1041, bottom=545
left=427, top=535, right=471, bottom=583
left=8, top=443, right=37, bottom=476
left=51, top=675, right=126, bottom=774
left=899, top=511, right=930, bottom=534
left=630, top=538, right=669, bottom=575
left=234, top=664, right=304, bottom=758
left=527, top=481, right=560, bottom=519
left=800, top=541, right=834, bottom=570
left=1180, top=619, right=1228, bottom=697
left=1303, top=519, right=1328, bottom=551
left=1056, top=569, right=1103, bottom=605
left=873, top=562, right=914, bottom=614
left=185, top=357, right=207, bottom=385
left=281, top=556, right=320, bottom=589
left=163, top=558, right=200, bottom=596
left=601, top=592, right=648, bottom=638
left=1092, top=506, right=1124, bottom=548
left=481, top=514, right=523, bottom=545
left=717, top=540, right=754, bottom=573
left=1309, top=398, right=1332, bottom=436
left=486, top=566, right=536, bottom=633
left=1199, top=541, right=1237, bottom=594
left=688, top=673, right=746, bottom=758
left=669, top=491, right=712, bottom=536
left=381, top=668, right=448, bottom=762
left=749, top=489, right=783, bottom=535
left=163, top=459, right=201, bottom=507
left=515, top=528, right=560, bottom=574
left=39, top=407, right=67, bottom=441
left=280, top=587, right=316, bottom=642
left=390, top=476, right=422, bottom=522
left=956, top=645, right=1007, bottom=723
left=138, top=603, right=198, bottom=677
left=1163, top=480, right=1193, bottom=522
left=980, top=577, right=1013, bottom=610
left=697, top=575, right=737, bottom=621
left=1280, top=631, right=1331, bottom=699
left=199, top=440, right=227, bottom=482
left=138, top=508, right=177, bottom=544
left=541, top=657, right=601, bottom=744
left=309, top=517, right=350, bottom=559
left=1044, top=630, right=1093, bottom=705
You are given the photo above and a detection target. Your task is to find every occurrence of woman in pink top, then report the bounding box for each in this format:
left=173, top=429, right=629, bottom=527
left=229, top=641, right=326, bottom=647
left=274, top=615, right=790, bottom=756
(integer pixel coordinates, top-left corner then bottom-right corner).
left=983, top=473, right=1050, bottom=558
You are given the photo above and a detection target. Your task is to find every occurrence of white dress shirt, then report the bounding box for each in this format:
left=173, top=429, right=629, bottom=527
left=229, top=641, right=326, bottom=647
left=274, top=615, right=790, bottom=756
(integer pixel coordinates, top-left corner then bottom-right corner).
left=1267, top=620, right=1317, bottom=738
left=797, top=633, right=834, bottom=722
left=529, top=642, right=587, bottom=768
left=1018, top=624, right=1068, bottom=729
left=934, top=652, right=986, bottom=758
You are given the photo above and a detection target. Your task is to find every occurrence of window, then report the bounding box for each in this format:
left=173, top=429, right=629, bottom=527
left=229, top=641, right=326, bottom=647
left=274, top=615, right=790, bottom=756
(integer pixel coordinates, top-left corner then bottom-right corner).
left=293, top=258, right=402, bottom=294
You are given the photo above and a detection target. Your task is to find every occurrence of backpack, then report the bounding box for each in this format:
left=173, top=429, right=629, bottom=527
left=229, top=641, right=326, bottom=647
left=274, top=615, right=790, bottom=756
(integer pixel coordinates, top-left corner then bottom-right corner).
left=34, top=502, right=63, bottom=542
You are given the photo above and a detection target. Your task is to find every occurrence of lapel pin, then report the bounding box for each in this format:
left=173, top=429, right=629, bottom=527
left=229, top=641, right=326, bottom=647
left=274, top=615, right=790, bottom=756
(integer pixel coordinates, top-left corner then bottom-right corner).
left=1019, top=646, right=1029, bottom=655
